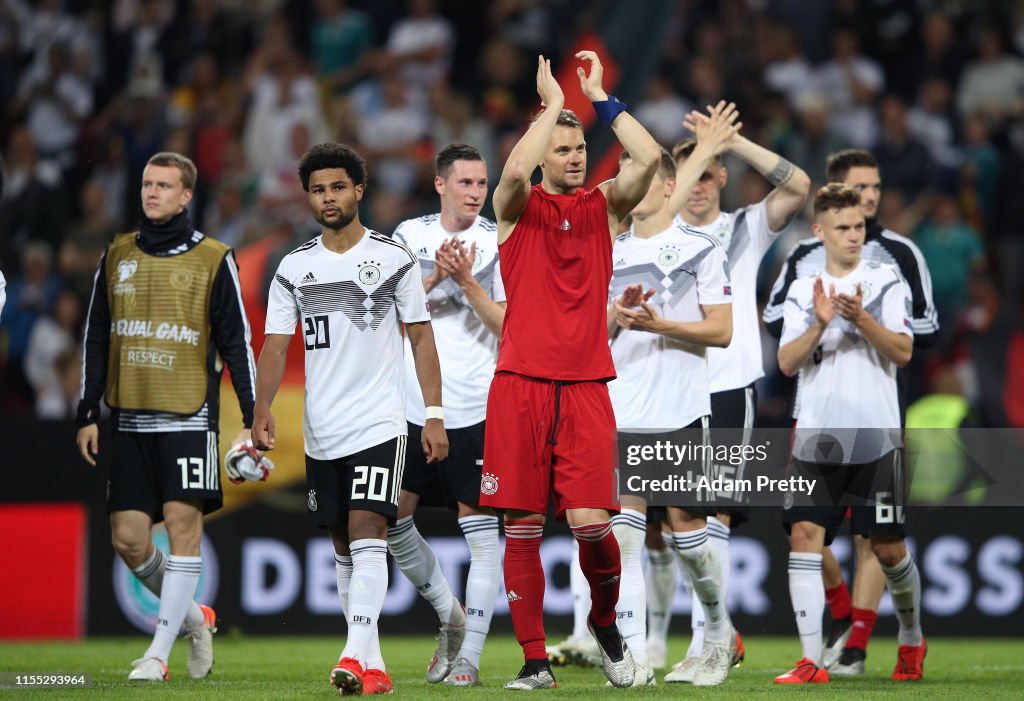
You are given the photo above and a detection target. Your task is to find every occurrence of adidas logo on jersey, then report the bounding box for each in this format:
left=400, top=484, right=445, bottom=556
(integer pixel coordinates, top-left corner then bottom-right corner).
left=559, top=219, right=571, bottom=231
left=506, top=590, right=522, bottom=602
left=417, top=246, right=429, bottom=257
left=300, top=272, right=317, bottom=284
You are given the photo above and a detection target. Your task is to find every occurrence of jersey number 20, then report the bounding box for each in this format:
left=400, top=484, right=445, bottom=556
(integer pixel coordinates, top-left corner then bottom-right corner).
left=304, top=315, right=330, bottom=350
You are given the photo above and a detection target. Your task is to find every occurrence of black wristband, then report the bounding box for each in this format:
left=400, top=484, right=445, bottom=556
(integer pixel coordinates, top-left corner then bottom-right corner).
left=75, top=402, right=99, bottom=428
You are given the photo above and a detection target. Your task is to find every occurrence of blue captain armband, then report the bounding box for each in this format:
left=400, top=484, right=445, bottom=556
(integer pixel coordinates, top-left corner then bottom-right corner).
left=592, top=96, right=628, bottom=125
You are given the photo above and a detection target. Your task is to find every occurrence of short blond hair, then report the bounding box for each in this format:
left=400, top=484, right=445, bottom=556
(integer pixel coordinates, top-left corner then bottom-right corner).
left=146, top=152, right=197, bottom=190
left=813, top=183, right=861, bottom=217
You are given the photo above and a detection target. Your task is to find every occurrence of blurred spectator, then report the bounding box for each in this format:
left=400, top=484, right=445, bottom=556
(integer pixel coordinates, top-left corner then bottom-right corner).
left=475, top=38, right=533, bottom=134
left=257, top=121, right=315, bottom=228
left=959, top=114, right=1001, bottom=225
left=954, top=270, right=1024, bottom=427
left=892, top=12, right=966, bottom=100
left=875, top=94, right=934, bottom=199
left=61, top=178, right=117, bottom=300
left=429, top=83, right=497, bottom=180
left=633, top=72, right=692, bottom=146
left=86, top=135, right=130, bottom=228
left=168, top=52, right=224, bottom=129
left=786, top=92, right=848, bottom=186
left=956, top=26, right=1024, bottom=125
left=0, top=241, right=62, bottom=409
left=814, top=28, right=884, bottom=148
left=311, top=0, right=376, bottom=94
left=0, top=126, right=65, bottom=254
left=243, top=45, right=327, bottom=175
left=761, top=24, right=813, bottom=110
left=915, top=192, right=987, bottom=324
left=11, top=44, right=93, bottom=165
left=367, top=190, right=414, bottom=236
left=325, top=93, right=362, bottom=145
left=205, top=181, right=250, bottom=249
left=157, top=0, right=246, bottom=84
left=14, top=0, right=77, bottom=76
left=356, top=70, right=429, bottom=197
left=385, top=0, right=454, bottom=93
left=108, top=0, right=174, bottom=93
left=489, top=0, right=553, bottom=54
left=687, top=54, right=725, bottom=108
left=25, top=288, right=81, bottom=419
left=907, top=78, right=959, bottom=177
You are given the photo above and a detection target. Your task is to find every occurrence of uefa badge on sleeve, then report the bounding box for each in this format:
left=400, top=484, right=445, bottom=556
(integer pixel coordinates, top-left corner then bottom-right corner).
left=480, top=472, right=499, bottom=495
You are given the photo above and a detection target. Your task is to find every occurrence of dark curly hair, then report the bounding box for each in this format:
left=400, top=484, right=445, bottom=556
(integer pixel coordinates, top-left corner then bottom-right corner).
left=298, top=143, right=368, bottom=191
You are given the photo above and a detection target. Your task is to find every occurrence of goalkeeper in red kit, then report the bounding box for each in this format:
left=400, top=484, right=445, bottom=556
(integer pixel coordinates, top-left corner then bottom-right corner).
left=480, top=51, right=661, bottom=689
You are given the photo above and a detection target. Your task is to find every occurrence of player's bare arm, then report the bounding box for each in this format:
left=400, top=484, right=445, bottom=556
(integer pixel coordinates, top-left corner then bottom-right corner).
left=493, top=56, right=564, bottom=243
left=251, top=333, right=291, bottom=451
left=437, top=237, right=507, bottom=339
left=778, top=277, right=832, bottom=376
left=833, top=283, right=913, bottom=367
left=405, top=320, right=450, bottom=463
left=615, top=299, right=732, bottom=348
left=580, top=51, right=660, bottom=229
left=668, top=101, right=741, bottom=218
left=696, top=103, right=810, bottom=231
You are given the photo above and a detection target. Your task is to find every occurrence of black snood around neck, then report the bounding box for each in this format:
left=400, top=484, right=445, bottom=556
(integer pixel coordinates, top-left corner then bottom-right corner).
left=137, top=209, right=194, bottom=255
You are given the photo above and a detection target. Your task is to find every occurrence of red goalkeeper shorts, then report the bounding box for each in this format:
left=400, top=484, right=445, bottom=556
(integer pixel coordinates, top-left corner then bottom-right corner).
left=480, top=372, right=619, bottom=519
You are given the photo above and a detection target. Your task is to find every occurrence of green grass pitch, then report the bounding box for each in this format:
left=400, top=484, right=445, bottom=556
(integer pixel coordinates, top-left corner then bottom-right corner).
left=2, top=635, right=1022, bottom=698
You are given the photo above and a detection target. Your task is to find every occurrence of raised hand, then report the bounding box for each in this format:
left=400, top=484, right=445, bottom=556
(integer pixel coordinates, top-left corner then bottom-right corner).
left=575, top=50, right=608, bottom=101
left=436, top=237, right=477, bottom=286
left=832, top=283, right=865, bottom=322
left=615, top=298, right=665, bottom=333
left=813, top=277, right=835, bottom=327
left=536, top=55, right=564, bottom=108
left=617, top=283, right=655, bottom=309
left=683, top=100, right=742, bottom=156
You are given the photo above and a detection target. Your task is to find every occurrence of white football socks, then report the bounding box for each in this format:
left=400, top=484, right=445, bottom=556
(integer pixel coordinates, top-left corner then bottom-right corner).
left=707, top=516, right=730, bottom=605
left=131, top=547, right=206, bottom=629
left=340, top=539, right=389, bottom=665
left=458, top=514, right=500, bottom=668
left=611, top=509, right=648, bottom=667
left=881, top=552, right=923, bottom=646
left=672, top=528, right=729, bottom=645
left=387, top=516, right=454, bottom=623
left=645, top=542, right=675, bottom=652
left=335, top=554, right=385, bottom=670
left=143, top=555, right=200, bottom=663
left=788, top=552, right=824, bottom=664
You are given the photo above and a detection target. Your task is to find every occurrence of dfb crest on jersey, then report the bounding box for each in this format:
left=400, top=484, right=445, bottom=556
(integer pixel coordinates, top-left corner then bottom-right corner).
left=480, top=472, right=499, bottom=495
left=358, top=261, right=382, bottom=286
left=658, top=246, right=680, bottom=268
left=308, top=489, right=318, bottom=511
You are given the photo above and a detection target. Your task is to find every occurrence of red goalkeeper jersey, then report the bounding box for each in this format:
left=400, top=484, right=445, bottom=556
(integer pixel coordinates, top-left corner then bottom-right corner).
left=495, top=184, right=616, bottom=382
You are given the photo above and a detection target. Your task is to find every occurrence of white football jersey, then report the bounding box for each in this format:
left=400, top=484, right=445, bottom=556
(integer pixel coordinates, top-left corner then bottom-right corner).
left=265, top=230, right=430, bottom=460
left=393, top=214, right=505, bottom=428
left=781, top=260, right=913, bottom=464
left=678, top=198, right=781, bottom=393
left=608, top=225, right=732, bottom=431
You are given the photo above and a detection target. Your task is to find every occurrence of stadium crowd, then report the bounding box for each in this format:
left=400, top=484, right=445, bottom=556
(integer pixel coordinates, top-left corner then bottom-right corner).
left=1, top=0, right=1022, bottom=427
